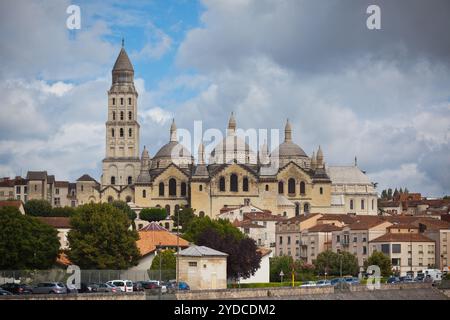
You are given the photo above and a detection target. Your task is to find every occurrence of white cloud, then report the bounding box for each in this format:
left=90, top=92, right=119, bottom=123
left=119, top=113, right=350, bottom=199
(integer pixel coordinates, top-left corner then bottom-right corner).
left=132, top=23, right=173, bottom=61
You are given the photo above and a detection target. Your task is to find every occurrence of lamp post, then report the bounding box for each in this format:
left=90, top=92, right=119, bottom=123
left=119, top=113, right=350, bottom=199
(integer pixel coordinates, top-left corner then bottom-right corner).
left=176, top=208, right=182, bottom=292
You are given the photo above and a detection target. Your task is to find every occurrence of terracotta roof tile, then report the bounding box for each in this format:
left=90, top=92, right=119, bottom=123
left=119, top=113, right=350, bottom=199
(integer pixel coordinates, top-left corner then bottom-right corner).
left=370, top=233, right=434, bottom=243
left=0, top=200, right=22, bottom=209
left=136, top=230, right=189, bottom=257
left=307, top=224, right=343, bottom=233
left=37, top=217, right=71, bottom=228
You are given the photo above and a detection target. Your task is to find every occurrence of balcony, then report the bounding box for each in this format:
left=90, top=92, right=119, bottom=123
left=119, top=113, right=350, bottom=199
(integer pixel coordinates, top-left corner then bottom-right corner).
left=340, top=241, right=349, bottom=247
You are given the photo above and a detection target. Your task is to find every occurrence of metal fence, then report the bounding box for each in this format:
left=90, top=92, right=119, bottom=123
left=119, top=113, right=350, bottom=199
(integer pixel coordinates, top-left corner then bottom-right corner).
left=0, top=269, right=176, bottom=285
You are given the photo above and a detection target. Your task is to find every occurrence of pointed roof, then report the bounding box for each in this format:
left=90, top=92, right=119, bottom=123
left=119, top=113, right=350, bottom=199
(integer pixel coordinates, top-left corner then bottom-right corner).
left=76, top=174, right=98, bottom=182
left=113, top=47, right=134, bottom=72
left=178, top=245, right=228, bottom=257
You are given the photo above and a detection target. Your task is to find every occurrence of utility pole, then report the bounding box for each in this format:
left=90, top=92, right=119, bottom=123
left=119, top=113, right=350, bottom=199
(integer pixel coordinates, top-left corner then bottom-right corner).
left=176, top=208, right=181, bottom=292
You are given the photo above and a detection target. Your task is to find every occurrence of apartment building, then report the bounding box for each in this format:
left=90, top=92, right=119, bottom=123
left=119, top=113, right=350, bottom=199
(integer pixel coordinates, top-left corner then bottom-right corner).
left=370, top=231, right=435, bottom=276
left=332, top=217, right=392, bottom=267
left=275, top=213, right=323, bottom=257
left=300, top=224, right=342, bottom=263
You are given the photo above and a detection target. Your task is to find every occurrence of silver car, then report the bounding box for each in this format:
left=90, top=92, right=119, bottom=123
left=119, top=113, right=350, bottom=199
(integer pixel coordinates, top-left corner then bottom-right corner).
left=33, top=282, right=67, bottom=294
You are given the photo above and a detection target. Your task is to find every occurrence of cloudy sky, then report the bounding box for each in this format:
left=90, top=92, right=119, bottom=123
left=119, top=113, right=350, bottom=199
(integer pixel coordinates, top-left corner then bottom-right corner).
left=0, top=0, right=449, bottom=197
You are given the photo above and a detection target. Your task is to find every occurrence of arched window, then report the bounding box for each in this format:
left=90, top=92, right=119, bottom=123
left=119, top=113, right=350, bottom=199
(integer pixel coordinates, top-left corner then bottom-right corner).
left=175, top=205, right=180, bottom=214
left=120, top=98, right=124, bottom=105
left=278, top=181, right=284, bottom=194
left=165, top=205, right=171, bottom=216
left=180, top=182, right=187, bottom=196
left=120, top=111, right=124, bottom=120
left=169, top=178, right=177, bottom=196
left=142, top=189, right=146, bottom=198
left=128, top=98, right=132, bottom=105
left=125, top=196, right=132, bottom=203
left=199, top=185, right=203, bottom=192
left=320, top=187, right=323, bottom=195
left=159, top=182, right=164, bottom=196
left=288, top=178, right=296, bottom=195
left=111, top=128, right=115, bottom=137
left=120, top=128, right=124, bottom=137
left=304, top=203, right=310, bottom=213
left=108, top=196, right=113, bottom=203
left=112, top=98, right=116, bottom=105
left=111, top=176, right=116, bottom=185
left=300, top=181, right=306, bottom=194
left=265, top=184, right=269, bottom=191
left=242, top=177, right=249, bottom=192
left=112, top=111, right=116, bottom=120
left=230, top=174, right=238, bottom=192
left=350, top=199, right=354, bottom=210
left=127, top=176, right=132, bottom=185
left=361, top=199, right=365, bottom=210
left=156, top=204, right=161, bottom=208
left=128, top=128, right=132, bottom=137
left=295, top=202, right=300, bottom=216
left=128, top=111, right=132, bottom=120
left=219, top=177, right=225, bottom=192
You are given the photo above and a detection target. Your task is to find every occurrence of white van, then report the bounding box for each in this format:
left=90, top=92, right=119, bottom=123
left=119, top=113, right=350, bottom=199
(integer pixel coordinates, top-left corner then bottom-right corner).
left=107, top=280, right=133, bottom=293
left=422, top=269, right=442, bottom=282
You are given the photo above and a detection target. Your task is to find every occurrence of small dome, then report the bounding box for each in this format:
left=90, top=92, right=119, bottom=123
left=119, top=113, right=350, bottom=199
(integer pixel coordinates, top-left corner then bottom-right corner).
left=153, top=141, right=192, bottom=159
left=113, top=48, right=134, bottom=72
left=210, top=135, right=257, bottom=164
left=272, top=141, right=308, bottom=158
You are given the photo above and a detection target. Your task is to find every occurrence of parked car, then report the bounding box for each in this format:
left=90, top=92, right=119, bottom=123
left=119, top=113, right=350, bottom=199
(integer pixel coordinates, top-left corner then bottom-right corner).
left=78, top=283, right=94, bottom=293
left=106, top=280, right=133, bottom=293
left=33, top=282, right=67, bottom=294
left=178, top=281, right=190, bottom=291
left=89, top=283, right=118, bottom=293
left=0, top=289, right=13, bottom=296
left=387, top=276, right=400, bottom=284
left=399, top=276, right=415, bottom=283
left=422, top=269, right=442, bottom=283
left=0, top=283, right=33, bottom=295
left=330, top=278, right=346, bottom=286
left=316, top=280, right=332, bottom=287
left=344, top=277, right=360, bottom=285
left=300, top=281, right=317, bottom=287
left=415, top=273, right=425, bottom=282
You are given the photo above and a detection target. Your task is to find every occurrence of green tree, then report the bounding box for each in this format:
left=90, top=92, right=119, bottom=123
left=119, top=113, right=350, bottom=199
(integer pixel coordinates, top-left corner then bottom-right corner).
left=111, top=200, right=137, bottom=227
left=184, top=216, right=260, bottom=280
left=24, top=199, right=52, bottom=217
left=171, top=207, right=195, bottom=230
left=364, top=251, right=392, bottom=277
left=150, top=249, right=176, bottom=280
left=50, top=206, right=76, bottom=217
left=381, top=190, right=387, bottom=199
left=314, top=250, right=359, bottom=276
left=183, top=216, right=243, bottom=242
left=270, top=255, right=294, bottom=282
left=0, top=206, right=60, bottom=269
left=67, top=203, right=141, bottom=269
left=140, top=208, right=167, bottom=222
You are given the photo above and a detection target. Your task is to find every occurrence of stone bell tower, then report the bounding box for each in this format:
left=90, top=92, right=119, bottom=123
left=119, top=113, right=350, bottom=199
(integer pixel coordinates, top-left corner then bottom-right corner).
left=101, top=40, right=141, bottom=187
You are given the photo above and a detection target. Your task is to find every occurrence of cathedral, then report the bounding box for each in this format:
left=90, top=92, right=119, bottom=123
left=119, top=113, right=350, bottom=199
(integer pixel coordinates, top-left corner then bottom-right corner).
left=96, top=45, right=378, bottom=218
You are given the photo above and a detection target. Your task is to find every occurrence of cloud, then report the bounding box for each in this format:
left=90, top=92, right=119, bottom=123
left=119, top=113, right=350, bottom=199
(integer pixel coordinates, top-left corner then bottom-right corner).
left=131, top=23, right=173, bottom=61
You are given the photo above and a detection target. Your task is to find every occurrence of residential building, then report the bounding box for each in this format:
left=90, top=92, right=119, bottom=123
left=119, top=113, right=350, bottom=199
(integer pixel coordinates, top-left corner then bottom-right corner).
left=300, top=224, right=342, bottom=264
left=370, top=232, right=435, bottom=277
left=37, top=217, right=72, bottom=249
left=177, top=245, right=228, bottom=290
left=130, top=222, right=189, bottom=271
left=240, top=248, right=272, bottom=284
left=332, top=217, right=392, bottom=267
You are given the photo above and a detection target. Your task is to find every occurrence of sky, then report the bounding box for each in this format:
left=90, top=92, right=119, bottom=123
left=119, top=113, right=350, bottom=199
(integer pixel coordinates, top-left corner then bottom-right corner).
left=0, top=0, right=449, bottom=197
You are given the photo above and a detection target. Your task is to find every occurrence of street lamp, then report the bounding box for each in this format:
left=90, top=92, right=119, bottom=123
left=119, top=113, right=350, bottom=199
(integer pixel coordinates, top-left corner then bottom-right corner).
left=176, top=208, right=182, bottom=292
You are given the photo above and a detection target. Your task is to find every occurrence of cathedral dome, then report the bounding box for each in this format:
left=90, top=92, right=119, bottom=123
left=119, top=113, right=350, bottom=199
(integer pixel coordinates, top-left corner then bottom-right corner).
left=273, top=141, right=308, bottom=158
left=209, top=113, right=257, bottom=165
left=270, top=119, right=308, bottom=166
left=151, top=119, right=193, bottom=169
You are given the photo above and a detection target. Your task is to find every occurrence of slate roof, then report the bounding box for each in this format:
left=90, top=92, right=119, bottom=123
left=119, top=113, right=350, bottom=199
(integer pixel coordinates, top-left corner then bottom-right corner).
left=178, top=245, right=228, bottom=257
left=26, top=171, right=47, bottom=181
left=76, top=174, right=98, bottom=182
left=327, top=166, right=372, bottom=185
